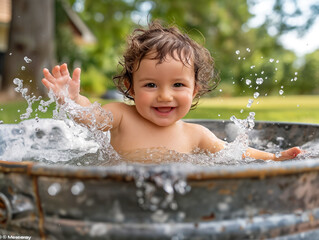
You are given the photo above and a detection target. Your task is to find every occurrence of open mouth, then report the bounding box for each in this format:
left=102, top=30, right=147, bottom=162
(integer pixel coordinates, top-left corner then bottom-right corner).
left=154, top=107, right=175, bottom=113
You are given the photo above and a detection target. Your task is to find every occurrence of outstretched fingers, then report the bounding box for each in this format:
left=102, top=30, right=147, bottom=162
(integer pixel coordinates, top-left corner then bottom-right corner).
left=41, top=78, right=55, bottom=91
left=43, top=68, right=56, bottom=84
left=72, top=68, right=81, bottom=84
left=60, top=63, right=70, bottom=78
left=52, top=65, right=62, bottom=78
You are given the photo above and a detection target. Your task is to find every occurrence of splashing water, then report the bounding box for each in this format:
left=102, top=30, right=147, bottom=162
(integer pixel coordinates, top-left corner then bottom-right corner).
left=24, top=56, right=32, bottom=63
left=256, top=78, right=263, bottom=85
left=6, top=76, right=119, bottom=164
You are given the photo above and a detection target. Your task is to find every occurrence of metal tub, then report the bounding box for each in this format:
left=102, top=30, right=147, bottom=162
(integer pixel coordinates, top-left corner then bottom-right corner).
left=1, top=120, right=319, bottom=240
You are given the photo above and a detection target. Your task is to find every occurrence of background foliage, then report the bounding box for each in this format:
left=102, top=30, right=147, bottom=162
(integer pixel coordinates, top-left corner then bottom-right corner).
left=55, top=0, right=319, bottom=97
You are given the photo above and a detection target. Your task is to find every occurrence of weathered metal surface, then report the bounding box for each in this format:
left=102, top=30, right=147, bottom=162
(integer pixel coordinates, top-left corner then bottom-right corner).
left=0, top=120, right=319, bottom=240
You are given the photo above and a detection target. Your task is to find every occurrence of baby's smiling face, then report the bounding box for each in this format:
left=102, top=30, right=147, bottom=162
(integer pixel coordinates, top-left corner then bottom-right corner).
left=131, top=52, right=197, bottom=127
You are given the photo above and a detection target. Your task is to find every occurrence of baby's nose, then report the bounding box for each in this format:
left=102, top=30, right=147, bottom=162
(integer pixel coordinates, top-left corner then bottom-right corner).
left=157, top=89, right=173, bottom=102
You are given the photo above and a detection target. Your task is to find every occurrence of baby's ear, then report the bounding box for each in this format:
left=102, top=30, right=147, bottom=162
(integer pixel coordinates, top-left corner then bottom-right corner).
left=193, top=84, right=199, bottom=98
left=124, top=80, right=134, bottom=97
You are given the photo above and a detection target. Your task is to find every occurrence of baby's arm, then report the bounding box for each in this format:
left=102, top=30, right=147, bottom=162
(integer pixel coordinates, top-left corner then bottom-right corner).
left=42, top=64, right=118, bottom=131
left=197, top=124, right=302, bottom=161
left=245, top=147, right=301, bottom=161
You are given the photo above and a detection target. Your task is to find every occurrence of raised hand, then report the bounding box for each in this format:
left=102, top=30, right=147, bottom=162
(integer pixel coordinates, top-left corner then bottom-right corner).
left=42, top=63, right=81, bottom=102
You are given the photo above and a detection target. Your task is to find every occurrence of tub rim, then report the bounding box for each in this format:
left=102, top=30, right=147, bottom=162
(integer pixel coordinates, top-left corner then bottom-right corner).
left=1, top=158, right=319, bottom=181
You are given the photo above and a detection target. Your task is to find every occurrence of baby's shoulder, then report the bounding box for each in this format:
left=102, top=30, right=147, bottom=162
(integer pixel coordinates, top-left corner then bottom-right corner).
left=102, top=102, right=135, bottom=128
left=182, top=121, right=214, bottom=139
left=182, top=121, right=224, bottom=152
left=183, top=121, right=211, bottom=132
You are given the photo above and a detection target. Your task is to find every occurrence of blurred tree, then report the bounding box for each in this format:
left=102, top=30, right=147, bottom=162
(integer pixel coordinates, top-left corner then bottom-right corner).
left=62, top=0, right=318, bottom=97
left=297, top=50, right=319, bottom=94
left=3, top=0, right=55, bottom=96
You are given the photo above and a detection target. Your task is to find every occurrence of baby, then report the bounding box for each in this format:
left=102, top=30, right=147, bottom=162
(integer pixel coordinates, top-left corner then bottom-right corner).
left=42, top=21, right=301, bottom=162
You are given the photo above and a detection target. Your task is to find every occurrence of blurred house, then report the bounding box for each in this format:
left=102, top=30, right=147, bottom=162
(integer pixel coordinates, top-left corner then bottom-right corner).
left=0, top=0, right=96, bottom=87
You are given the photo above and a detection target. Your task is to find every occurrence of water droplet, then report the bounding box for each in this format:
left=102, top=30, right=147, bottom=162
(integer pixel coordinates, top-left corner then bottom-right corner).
left=48, top=183, right=62, bottom=196
left=21, top=66, right=26, bottom=70
left=24, top=56, right=32, bottom=63
left=295, top=72, right=298, bottom=75
left=0, top=120, right=3, bottom=124
left=261, top=71, right=264, bottom=74
left=235, top=50, right=240, bottom=55
left=245, top=79, right=251, bottom=85
left=246, top=48, right=251, bottom=52
left=247, top=99, right=254, bottom=108
left=238, top=57, right=241, bottom=60
left=250, top=65, right=255, bottom=69
left=9, top=52, right=12, bottom=55
left=279, top=90, right=284, bottom=95
left=230, top=115, right=237, bottom=122
left=219, top=89, right=222, bottom=92
left=71, top=182, right=85, bottom=195
left=256, top=78, right=263, bottom=85
left=276, top=60, right=279, bottom=63
left=218, top=202, right=229, bottom=212
left=275, top=68, right=278, bottom=71
left=240, top=109, right=244, bottom=113
left=253, top=92, right=260, bottom=99
left=269, top=58, right=274, bottom=63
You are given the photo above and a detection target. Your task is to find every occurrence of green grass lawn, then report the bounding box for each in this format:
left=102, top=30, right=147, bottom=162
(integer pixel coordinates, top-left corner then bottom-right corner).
left=185, top=95, right=319, bottom=124
left=0, top=95, right=318, bottom=124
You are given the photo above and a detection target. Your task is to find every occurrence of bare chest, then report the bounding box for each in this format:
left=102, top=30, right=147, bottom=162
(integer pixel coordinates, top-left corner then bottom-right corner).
left=110, top=121, right=196, bottom=154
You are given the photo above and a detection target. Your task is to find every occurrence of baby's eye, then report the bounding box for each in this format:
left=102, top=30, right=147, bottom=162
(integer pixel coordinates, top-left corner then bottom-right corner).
left=173, top=83, right=184, bottom=87
left=145, top=83, right=157, bottom=88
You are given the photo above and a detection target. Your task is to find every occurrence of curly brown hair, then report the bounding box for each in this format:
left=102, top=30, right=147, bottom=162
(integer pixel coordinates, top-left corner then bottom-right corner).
left=113, top=20, right=220, bottom=108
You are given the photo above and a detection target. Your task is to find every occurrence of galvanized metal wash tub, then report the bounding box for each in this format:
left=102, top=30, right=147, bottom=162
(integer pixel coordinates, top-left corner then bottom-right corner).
left=1, top=120, right=319, bottom=240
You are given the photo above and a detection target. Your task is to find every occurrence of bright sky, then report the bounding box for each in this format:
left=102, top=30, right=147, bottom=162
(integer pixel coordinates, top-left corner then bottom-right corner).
left=248, top=0, right=319, bottom=56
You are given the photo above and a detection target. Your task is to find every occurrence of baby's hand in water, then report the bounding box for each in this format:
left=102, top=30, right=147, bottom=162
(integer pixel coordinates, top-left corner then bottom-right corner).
left=42, top=63, right=81, bottom=102
left=274, top=147, right=302, bottom=161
